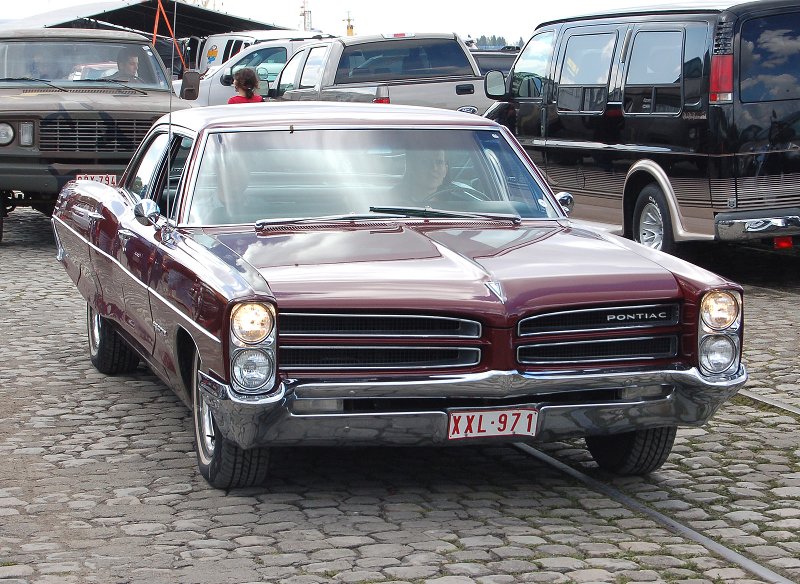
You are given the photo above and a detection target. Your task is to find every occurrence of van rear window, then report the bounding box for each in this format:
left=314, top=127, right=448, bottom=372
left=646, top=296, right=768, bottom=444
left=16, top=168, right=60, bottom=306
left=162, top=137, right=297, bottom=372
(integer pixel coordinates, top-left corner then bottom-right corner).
left=740, top=12, right=800, bottom=102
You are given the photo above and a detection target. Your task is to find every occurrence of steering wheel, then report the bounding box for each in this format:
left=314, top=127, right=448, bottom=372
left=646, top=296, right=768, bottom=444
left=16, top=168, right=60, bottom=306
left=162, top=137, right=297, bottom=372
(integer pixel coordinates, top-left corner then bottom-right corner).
left=424, top=182, right=491, bottom=205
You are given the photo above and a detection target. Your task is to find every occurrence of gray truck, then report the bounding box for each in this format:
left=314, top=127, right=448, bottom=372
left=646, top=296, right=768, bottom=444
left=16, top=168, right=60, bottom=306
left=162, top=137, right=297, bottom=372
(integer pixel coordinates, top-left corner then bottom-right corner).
left=270, top=33, right=495, bottom=115
left=0, top=28, right=191, bottom=242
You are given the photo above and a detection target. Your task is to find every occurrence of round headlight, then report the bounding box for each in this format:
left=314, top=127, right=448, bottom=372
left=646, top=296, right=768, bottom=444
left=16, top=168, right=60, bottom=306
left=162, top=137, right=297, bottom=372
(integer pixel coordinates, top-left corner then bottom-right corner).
left=231, top=303, right=274, bottom=344
left=232, top=349, right=274, bottom=391
left=699, top=335, right=736, bottom=374
left=701, top=290, right=739, bottom=330
left=0, top=123, right=14, bottom=146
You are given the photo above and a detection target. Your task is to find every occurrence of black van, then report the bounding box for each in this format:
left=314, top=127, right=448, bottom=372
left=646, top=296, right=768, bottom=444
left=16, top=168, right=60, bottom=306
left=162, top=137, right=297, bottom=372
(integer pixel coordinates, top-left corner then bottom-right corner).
left=484, top=0, right=800, bottom=253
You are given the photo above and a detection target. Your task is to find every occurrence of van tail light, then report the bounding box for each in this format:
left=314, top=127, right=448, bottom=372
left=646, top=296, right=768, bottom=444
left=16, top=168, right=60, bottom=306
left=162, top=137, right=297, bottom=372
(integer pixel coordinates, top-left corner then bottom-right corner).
left=373, top=85, right=390, bottom=104
left=774, top=236, right=794, bottom=250
left=710, top=54, right=733, bottom=103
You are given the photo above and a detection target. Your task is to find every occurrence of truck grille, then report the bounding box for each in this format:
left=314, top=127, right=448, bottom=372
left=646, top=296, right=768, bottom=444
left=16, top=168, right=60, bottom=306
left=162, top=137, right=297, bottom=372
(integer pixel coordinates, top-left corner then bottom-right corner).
left=39, top=118, right=153, bottom=153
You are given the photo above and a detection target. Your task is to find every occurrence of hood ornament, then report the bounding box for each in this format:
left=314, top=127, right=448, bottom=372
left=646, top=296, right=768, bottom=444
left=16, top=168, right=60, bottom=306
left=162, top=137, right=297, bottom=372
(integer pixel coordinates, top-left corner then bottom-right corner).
left=485, top=280, right=506, bottom=302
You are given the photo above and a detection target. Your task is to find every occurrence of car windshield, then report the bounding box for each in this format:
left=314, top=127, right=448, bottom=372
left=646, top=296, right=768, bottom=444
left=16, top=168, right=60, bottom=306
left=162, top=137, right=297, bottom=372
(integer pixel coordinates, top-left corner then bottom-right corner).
left=185, top=128, right=559, bottom=226
left=0, top=40, right=170, bottom=90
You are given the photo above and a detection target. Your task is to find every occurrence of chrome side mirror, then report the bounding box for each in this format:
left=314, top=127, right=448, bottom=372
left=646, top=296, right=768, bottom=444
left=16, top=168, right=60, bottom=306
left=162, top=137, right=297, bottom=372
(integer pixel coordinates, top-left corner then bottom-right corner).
left=134, top=199, right=161, bottom=226
left=556, top=191, right=574, bottom=216
left=484, top=70, right=507, bottom=99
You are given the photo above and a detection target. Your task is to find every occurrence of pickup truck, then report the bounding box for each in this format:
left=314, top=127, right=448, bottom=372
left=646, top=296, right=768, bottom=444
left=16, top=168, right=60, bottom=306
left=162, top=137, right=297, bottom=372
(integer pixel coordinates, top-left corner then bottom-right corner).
left=270, top=33, right=495, bottom=115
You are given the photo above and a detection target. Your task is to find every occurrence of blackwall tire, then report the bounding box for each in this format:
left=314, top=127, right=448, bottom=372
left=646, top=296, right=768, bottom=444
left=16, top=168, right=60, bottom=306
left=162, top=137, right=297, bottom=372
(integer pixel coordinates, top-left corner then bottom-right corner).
left=633, top=184, right=676, bottom=254
left=585, top=426, right=677, bottom=475
left=191, top=352, right=270, bottom=489
left=87, top=304, right=139, bottom=374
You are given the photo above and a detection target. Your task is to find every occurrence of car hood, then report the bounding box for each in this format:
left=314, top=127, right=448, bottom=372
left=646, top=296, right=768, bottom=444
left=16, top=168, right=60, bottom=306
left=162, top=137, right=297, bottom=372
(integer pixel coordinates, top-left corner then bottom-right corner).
left=208, top=221, right=704, bottom=325
left=0, top=86, right=187, bottom=114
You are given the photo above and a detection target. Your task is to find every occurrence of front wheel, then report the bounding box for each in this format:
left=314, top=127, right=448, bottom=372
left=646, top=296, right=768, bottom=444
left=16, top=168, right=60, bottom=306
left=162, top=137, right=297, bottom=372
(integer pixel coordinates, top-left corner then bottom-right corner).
left=632, top=184, right=676, bottom=254
left=192, top=352, right=270, bottom=489
left=585, top=426, right=677, bottom=475
left=87, top=304, right=139, bottom=374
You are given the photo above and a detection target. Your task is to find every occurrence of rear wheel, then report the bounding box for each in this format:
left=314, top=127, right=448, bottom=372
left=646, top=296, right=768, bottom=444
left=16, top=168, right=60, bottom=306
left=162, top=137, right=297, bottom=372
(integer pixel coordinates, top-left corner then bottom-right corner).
left=632, top=184, right=676, bottom=254
left=192, top=352, right=271, bottom=489
left=87, top=304, right=139, bottom=374
left=585, top=426, right=677, bottom=475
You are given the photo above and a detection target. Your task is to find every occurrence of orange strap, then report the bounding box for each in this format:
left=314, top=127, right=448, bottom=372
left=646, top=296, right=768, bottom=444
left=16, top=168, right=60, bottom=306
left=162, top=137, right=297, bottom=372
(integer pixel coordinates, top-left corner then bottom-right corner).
left=153, top=0, right=187, bottom=70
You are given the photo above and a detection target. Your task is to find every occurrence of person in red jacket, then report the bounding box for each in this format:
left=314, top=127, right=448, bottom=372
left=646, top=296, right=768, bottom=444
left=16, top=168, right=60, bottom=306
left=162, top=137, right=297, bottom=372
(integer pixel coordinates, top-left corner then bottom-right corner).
left=228, top=68, right=264, bottom=104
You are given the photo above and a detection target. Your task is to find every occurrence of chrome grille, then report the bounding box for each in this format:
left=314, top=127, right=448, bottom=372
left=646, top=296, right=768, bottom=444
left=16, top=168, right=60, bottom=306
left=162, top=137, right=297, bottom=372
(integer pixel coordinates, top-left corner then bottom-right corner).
left=280, top=346, right=481, bottom=370
left=518, top=336, right=678, bottom=365
left=39, top=118, right=153, bottom=152
left=518, top=303, right=680, bottom=336
left=280, top=313, right=481, bottom=338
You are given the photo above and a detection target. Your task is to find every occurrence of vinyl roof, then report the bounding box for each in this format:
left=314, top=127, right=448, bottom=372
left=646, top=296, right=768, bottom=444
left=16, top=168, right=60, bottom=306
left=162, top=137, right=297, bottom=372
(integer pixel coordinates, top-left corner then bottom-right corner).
left=2, top=0, right=287, bottom=39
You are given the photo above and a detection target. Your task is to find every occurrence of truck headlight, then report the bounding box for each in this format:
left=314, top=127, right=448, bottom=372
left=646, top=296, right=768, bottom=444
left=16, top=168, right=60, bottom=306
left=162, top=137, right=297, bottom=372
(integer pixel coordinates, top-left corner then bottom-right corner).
left=231, top=349, right=275, bottom=391
left=0, top=123, right=14, bottom=146
left=699, top=335, right=736, bottom=374
left=231, top=303, right=274, bottom=344
left=700, top=290, right=740, bottom=330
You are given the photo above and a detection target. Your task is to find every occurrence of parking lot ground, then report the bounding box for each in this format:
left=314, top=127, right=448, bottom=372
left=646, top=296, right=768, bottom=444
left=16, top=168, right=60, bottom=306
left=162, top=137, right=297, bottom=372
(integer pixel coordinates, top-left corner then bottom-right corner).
left=1, top=209, right=798, bottom=584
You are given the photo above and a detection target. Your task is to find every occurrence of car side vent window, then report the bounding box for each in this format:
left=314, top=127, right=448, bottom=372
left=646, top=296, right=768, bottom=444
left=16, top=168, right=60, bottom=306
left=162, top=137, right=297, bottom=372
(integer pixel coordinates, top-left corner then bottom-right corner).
left=556, top=32, right=615, bottom=113
left=623, top=30, right=683, bottom=115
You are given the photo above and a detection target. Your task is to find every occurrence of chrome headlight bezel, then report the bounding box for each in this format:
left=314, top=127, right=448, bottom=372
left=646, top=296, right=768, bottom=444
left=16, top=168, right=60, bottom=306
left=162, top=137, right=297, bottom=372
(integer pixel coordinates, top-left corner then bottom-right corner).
left=229, top=302, right=277, bottom=395
left=0, top=122, right=14, bottom=146
left=698, top=289, right=742, bottom=376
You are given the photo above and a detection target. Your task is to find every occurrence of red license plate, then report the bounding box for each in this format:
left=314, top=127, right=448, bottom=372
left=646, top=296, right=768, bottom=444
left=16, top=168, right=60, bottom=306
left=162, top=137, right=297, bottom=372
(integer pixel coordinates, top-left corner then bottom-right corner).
left=77, top=173, right=117, bottom=186
left=448, top=408, right=538, bottom=440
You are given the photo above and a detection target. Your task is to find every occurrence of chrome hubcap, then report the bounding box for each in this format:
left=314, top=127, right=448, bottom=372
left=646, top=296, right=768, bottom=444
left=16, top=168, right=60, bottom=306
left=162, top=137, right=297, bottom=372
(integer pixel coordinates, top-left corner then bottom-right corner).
left=193, top=364, right=216, bottom=465
left=638, top=202, right=664, bottom=250
left=87, top=306, right=100, bottom=357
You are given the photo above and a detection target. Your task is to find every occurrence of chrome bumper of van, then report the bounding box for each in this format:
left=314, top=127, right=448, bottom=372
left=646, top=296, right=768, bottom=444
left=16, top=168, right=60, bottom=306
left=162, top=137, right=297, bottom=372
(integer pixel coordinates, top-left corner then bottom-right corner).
left=716, top=208, right=800, bottom=240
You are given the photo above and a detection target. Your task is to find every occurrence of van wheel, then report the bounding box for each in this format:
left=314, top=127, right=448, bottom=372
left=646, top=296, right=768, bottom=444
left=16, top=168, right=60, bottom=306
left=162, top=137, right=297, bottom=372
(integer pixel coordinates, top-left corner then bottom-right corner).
left=633, top=184, right=676, bottom=254
left=192, top=352, right=271, bottom=489
left=585, top=426, right=677, bottom=475
left=87, top=304, right=140, bottom=374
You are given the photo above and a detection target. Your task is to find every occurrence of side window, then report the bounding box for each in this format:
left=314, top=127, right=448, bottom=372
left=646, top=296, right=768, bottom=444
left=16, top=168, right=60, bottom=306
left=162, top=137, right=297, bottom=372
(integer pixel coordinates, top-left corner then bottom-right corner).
left=740, top=12, right=800, bottom=102
left=299, top=46, right=328, bottom=88
left=512, top=31, right=554, bottom=99
left=556, top=32, right=616, bottom=113
left=276, top=49, right=306, bottom=96
left=154, top=136, right=194, bottom=219
left=233, top=47, right=288, bottom=83
left=624, top=30, right=683, bottom=115
left=126, top=133, right=169, bottom=199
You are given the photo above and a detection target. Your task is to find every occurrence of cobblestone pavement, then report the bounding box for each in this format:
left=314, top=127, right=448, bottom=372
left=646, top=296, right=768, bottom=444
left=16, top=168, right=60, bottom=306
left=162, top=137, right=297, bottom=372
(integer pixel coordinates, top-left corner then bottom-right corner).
left=1, top=209, right=798, bottom=584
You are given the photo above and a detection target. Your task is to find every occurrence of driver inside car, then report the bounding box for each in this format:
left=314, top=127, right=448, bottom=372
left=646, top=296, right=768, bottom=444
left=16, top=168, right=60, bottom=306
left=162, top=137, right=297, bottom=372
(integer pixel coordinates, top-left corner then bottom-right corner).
left=393, top=148, right=449, bottom=204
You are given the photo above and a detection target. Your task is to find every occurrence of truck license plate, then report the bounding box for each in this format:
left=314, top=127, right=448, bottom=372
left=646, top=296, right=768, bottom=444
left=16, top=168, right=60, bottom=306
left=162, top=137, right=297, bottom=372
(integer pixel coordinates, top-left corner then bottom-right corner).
left=77, top=174, right=117, bottom=186
left=448, top=408, right=538, bottom=440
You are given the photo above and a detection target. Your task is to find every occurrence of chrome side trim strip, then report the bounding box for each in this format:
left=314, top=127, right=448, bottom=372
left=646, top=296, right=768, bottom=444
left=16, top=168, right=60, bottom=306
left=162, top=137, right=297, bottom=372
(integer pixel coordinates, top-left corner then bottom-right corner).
left=52, top=215, right=220, bottom=344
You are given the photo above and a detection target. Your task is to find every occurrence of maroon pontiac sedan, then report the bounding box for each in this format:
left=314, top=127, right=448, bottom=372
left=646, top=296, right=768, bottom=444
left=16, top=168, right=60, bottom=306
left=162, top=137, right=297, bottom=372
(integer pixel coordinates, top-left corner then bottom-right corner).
left=52, top=102, right=747, bottom=489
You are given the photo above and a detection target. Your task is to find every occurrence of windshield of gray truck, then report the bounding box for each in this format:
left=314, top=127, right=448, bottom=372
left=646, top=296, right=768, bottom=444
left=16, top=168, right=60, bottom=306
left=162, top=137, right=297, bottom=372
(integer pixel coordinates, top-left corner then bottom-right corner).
left=0, top=40, right=170, bottom=90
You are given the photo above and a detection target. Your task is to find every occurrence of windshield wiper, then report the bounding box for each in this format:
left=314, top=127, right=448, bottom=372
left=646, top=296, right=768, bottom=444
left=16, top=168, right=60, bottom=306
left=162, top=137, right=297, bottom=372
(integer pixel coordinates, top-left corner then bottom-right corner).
left=0, top=77, right=67, bottom=91
left=81, top=78, right=147, bottom=94
left=369, top=205, right=521, bottom=224
left=255, top=212, right=408, bottom=229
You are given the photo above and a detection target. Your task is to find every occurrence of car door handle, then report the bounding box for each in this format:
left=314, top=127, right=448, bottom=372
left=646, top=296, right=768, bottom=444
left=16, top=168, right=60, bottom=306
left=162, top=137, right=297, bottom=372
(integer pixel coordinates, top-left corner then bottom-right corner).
left=456, top=84, right=475, bottom=95
left=118, top=228, right=136, bottom=242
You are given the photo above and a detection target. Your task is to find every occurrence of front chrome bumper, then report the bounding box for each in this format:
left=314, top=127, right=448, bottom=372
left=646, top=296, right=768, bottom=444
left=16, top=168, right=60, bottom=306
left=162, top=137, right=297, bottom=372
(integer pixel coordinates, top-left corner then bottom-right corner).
left=716, top=208, right=800, bottom=240
left=198, top=366, right=747, bottom=450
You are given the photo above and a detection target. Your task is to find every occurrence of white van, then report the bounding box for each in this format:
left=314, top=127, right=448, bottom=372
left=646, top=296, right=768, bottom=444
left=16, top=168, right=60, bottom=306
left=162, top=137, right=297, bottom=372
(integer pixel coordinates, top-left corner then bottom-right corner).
left=195, top=30, right=332, bottom=74
left=176, top=35, right=326, bottom=106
